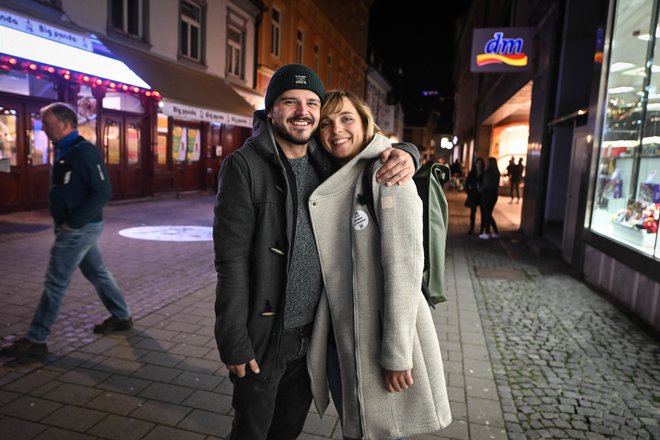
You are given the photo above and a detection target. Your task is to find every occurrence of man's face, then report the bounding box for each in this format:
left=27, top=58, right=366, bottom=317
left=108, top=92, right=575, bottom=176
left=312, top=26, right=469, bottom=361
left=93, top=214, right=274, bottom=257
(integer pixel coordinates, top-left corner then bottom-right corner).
left=41, top=111, right=72, bottom=142
left=267, top=89, right=321, bottom=147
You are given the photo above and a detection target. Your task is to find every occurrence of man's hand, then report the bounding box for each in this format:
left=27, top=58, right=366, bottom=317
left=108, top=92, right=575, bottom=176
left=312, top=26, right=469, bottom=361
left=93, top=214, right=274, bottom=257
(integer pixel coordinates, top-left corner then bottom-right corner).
left=377, top=148, right=415, bottom=186
left=384, top=369, right=413, bottom=392
left=226, top=359, right=260, bottom=378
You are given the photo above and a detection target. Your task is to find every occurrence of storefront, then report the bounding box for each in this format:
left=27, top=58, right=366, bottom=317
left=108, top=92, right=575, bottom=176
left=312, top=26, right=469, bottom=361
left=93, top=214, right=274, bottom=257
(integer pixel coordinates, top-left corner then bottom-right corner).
left=580, top=0, right=660, bottom=330
left=0, top=9, right=155, bottom=213
left=103, top=41, right=255, bottom=195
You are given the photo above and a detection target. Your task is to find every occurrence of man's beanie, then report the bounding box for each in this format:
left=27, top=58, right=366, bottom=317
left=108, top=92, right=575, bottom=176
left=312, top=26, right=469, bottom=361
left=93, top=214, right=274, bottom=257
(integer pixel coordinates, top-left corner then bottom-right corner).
left=265, top=64, right=325, bottom=111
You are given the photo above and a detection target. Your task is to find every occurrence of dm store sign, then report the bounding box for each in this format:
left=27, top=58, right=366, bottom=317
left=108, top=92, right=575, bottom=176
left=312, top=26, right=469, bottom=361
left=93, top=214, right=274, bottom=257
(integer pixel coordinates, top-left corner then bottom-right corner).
left=471, top=28, right=533, bottom=73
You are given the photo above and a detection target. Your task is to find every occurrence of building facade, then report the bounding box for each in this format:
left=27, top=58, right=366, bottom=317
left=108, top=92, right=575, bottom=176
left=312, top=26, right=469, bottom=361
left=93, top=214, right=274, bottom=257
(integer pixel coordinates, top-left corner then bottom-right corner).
left=365, top=66, right=404, bottom=141
left=0, top=0, right=261, bottom=212
left=453, top=0, right=660, bottom=331
left=254, top=0, right=372, bottom=103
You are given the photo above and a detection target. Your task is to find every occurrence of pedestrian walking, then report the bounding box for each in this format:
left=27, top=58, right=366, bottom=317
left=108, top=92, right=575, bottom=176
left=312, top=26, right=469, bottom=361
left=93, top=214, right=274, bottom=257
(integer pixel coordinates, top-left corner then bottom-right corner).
left=212, top=64, right=418, bottom=440
left=307, top=89, right=452, bottom=440
left=479, top=157, right=501, bottom=239
left=464, top=157, right=484, bottom=235
left=0, top=102, right=132, bottom=362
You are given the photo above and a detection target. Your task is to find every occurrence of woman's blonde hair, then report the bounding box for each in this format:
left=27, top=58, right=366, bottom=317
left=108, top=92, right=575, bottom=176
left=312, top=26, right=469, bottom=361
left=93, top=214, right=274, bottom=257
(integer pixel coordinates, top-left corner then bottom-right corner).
left=320, top=90, right=383, bottom=149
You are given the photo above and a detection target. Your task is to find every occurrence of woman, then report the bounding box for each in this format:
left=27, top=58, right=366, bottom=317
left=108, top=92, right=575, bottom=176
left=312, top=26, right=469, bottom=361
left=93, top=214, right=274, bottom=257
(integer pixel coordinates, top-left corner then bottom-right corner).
left=307, top=90, right=452, bottom=440
left=479, top=157, right=501, bottom=239
left=464, top=157, right=484, bottom=234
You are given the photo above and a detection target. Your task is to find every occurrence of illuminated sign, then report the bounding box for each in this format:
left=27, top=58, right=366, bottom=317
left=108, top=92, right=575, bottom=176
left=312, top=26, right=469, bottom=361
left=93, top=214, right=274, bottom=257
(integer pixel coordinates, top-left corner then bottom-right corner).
left=161, top=100, right=253, bottom=128
left=470, top=27, right=534, bottom=73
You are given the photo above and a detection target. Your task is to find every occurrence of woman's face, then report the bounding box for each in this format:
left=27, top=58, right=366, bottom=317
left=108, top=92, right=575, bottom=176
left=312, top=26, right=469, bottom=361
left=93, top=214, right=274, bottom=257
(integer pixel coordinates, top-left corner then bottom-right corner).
left=318, top=97, right=365, bottom=162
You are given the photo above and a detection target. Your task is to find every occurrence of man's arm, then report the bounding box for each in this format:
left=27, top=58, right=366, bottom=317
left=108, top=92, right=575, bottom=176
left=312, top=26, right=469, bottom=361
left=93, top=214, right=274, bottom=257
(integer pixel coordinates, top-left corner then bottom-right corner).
left=213, top=153, right=258, bottom=372
left=376, top=141, right=421, bottom=187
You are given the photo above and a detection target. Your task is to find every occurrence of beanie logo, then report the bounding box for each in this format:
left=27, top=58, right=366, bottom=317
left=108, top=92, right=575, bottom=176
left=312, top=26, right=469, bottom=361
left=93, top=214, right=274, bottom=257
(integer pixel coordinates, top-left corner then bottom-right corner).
left=294, top=75, right=308, bottom=85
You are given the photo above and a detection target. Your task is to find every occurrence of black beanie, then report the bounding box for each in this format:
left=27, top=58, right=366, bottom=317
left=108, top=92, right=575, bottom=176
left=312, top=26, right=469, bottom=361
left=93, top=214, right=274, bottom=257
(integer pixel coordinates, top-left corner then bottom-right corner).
left=264, top=64, right=325, bottom=111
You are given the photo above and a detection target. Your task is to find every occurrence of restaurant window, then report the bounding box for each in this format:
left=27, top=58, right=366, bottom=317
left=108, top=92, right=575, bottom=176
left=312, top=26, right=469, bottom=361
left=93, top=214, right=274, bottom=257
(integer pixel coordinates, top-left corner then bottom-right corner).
left=102, top=91, right=144, bottom=113
left=296, top=30, right=304, bottom=64
left=180, top=0, right=203, bottom=62
left=0, top=70, right=57, bottom=99
left=271, top=8, right=281, bottom=57
left=227, top=12, right=246, bottom=79
left=77, top=86, right=97, bottom=145
left=0, top=105, right=18, bottom=166
left=109, top=0, right=146, bottom=40
left=157, top=114, right=168, bottom=166
left=30, top=111, right=52, bottom=166
left=172, top=125, right=201, bottom=163
left=589, top=0, right=660, bottom=257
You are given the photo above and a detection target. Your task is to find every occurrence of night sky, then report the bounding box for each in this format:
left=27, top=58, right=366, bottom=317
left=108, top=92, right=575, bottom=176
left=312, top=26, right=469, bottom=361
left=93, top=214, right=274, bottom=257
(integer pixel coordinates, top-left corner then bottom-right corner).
left=368, top=1, right=472, bottom=131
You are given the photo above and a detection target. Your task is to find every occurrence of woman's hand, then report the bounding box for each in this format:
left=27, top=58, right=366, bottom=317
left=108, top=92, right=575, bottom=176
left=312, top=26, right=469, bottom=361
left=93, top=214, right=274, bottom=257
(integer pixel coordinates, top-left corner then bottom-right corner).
left=384, top=369, right=413, bottom=392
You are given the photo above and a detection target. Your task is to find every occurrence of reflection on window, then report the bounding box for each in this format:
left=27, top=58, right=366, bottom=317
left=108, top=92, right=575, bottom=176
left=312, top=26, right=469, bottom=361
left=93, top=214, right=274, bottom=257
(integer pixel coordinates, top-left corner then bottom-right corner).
left=157, top=133, right=167, bottom=165
left=31, top=114, right=52, bottom=165
left=0, top=71, right=57, bottom=98
left=104, top=121, right=121, bottom=165
left=590, top=0, right=659, bottom=256
left=127, top=123, right=140, bottom=165
left=0, top=106, right=17, bottom=166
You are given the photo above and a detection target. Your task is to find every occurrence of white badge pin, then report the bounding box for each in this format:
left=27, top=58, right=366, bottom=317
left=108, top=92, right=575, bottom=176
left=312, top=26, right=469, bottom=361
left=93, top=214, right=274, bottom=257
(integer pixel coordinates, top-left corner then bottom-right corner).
left=352, top=209, right=369, bottom=230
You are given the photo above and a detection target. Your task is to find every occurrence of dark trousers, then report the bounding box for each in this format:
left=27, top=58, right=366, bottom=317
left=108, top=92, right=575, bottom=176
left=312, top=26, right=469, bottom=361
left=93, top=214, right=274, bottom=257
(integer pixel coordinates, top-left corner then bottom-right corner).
left=510, top=180, right=520, bottom=199
left=229, top=324, right=312, bottom=440
left=468, top=204, right=479, bottom=232
left=480, top=191, right=499, bottom=234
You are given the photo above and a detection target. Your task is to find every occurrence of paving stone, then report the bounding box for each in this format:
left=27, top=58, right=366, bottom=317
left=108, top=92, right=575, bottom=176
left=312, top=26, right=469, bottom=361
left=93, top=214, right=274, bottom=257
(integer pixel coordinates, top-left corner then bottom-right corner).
left=0, top=415, right=46, bottom=440
left=138, top=382, right=194, bottom=404
left=86, top=414, right=154, bottom=440
left=141, top=425, right=206, bottom=440
left=40, top=405, right=106, bottom=432
left=33, top=426, right=96, bottom=440
left=0, top=395, right=62, bottom=420
left=177, top=408, right=233, bottom=437
left=86, top=391, right=145, bottom=416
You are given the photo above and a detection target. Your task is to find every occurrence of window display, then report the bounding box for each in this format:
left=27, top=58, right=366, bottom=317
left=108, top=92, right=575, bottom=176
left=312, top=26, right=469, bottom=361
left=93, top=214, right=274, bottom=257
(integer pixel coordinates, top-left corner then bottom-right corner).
left=590, top=0, right=660, bottom=257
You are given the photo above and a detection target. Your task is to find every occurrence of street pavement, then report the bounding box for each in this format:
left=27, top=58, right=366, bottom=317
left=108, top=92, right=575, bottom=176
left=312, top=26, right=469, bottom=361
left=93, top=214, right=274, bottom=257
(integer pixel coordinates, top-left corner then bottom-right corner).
left=0, top=190, right=658, bottom=440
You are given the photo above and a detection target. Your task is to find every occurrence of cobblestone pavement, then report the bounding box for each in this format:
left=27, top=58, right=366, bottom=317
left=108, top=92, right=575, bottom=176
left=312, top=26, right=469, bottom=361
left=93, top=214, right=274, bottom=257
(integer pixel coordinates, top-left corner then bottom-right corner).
left=0, top=190, right=658, bottom=440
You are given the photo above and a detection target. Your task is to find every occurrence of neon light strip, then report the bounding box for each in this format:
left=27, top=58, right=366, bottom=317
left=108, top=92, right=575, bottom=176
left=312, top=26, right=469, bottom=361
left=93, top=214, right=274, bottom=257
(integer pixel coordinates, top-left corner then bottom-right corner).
left=476, top=53, right=528, bottom=67
left=0, top=25, right=150, bottom=89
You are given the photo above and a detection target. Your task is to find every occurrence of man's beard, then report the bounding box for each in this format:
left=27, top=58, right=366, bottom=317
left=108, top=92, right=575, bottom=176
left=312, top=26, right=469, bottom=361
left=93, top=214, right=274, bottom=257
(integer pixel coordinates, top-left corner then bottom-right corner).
left=272, top=118, right=314, bottom=145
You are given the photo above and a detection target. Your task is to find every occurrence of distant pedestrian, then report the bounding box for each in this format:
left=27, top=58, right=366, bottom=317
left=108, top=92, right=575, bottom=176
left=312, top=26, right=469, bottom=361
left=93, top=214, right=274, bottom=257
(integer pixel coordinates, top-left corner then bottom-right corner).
left=0, top=102, right=132, bottom=362
left=464, top=157, right=485, bottom=235
left=506, top=156, right=523, bottom=203
left=479, top=157, right=501, bottom=239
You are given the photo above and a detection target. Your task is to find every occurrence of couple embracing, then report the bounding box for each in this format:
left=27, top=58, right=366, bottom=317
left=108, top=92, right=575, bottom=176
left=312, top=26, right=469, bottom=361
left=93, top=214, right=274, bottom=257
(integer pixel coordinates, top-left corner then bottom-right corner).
left=213, top=64, right=452, bottom=440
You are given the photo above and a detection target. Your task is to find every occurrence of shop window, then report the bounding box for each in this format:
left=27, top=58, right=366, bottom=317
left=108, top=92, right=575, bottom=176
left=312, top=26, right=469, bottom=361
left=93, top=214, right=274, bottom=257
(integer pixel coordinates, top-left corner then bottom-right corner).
left=157, top=113, right=168, bottom=166
left=172, top=125, right=200, bottom=163
left=296, top=30, right=304, bottom=64
left=589, top=0, right=659, bottom=256
left=0, top=71, right=57, bottom=99
left=109, top=0, right=147, bottom=40
left=77, top=86, right=97, bottom=145
left=30, top=112, right=52, bottom=166
left=102, top=91, right=144, bottom=113
left=271, top=8, right=281, bottom=57
left=104, top=120, right=121, bottom=165
left=127, top=123, right=140, bottom=165
left=227, top=12, right=246, bottom=79
left=180, top=0, right=203, bottom=62
left=0, top=106, right=17, bottom=167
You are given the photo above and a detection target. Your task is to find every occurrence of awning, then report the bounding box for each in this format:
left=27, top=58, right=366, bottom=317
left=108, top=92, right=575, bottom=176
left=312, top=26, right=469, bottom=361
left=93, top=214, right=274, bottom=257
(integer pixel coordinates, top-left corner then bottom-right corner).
left=0, top=25, right=150, bottom=89
left=102, top=39, right=256, bottom=120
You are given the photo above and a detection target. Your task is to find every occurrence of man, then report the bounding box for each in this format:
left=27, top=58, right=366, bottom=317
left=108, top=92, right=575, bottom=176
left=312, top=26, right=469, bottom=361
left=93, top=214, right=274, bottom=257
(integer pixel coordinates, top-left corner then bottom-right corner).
left=506, top=156, right=522, bottom=203
left=0, top=102, right=132, bottom=361
left=213, top=64, right=418, bottom=439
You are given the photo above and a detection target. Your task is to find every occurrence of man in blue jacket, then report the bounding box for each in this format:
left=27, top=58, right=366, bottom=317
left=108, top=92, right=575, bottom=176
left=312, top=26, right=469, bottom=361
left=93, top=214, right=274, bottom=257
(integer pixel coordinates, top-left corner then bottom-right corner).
left=0, top=102, right=132, bottom=361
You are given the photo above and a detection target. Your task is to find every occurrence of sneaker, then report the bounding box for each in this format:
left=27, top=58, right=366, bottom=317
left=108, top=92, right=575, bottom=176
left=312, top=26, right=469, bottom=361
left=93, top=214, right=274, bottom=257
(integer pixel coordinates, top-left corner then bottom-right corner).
left=478, top=233, right=490, bottom=239
left=0, top=338, right=48, bottom=358
left=93, top=316, right=133, bottom=335
left=490, top=233, right=500, bottom=239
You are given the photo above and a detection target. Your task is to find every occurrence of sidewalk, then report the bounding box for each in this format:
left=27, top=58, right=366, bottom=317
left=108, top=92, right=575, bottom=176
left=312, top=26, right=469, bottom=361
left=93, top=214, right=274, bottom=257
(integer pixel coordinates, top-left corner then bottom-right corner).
left=0, top=191, right=658, bottom=440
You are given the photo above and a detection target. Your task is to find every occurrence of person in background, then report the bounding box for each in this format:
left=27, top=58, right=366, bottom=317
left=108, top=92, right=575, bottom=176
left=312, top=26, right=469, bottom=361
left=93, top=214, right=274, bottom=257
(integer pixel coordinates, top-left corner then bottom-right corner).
left=506, top=156, right=522, bottom=203
left=515, top=157, right=525, bottom=202
left=0, top=102, right=132, bottom=362
left=307, top=90, right=452, bottom=440
left=213, top=65, right=418, bottom=440
left=479, top=156, right=501, bottom=239
left=464, top=157, right=485, bottom=235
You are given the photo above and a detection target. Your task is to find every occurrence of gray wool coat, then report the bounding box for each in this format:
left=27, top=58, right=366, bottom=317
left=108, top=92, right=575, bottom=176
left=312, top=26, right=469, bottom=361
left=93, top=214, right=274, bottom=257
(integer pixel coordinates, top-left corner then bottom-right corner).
left=307, top=134, right=452, bottom=439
